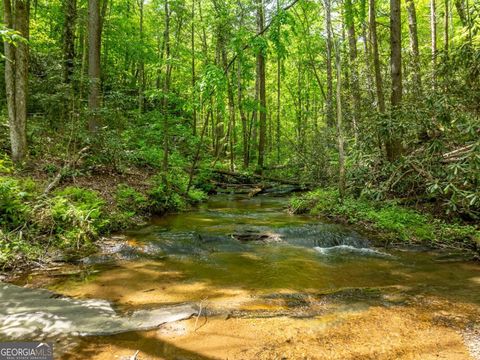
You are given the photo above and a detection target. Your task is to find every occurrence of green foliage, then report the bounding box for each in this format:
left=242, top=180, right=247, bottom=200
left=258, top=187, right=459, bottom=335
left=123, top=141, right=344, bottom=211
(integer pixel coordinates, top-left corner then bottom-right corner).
left=291, top=189, right=479, bottom=248
left=46, top=187, right=108, bottom=248
left=0, top=154, right=14, bottom=174
left=0, top=177, right=108, bottom=266
left=0, top=177, right=36, bottom=230
left=115, top=184, right=150, bottom=215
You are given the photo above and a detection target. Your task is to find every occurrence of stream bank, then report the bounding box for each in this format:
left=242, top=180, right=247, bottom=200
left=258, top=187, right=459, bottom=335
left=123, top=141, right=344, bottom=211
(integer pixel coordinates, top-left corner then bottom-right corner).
left=1, top=193, right=479, bottom=359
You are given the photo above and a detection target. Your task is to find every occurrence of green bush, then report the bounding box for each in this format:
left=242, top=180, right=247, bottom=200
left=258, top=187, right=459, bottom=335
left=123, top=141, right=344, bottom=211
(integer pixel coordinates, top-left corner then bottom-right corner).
left=115, top=184, right=150, bottom=215
left=148, top=174, right=187, bottom=213
left=0, top=154, right=13, bottom=174
left=0, top=177, right=36, bottom=230
left=148, top=170, right=207, bottom=213
left=291, top=188, right=479, bottom=248
left=46, top=187, right=108, bottom=248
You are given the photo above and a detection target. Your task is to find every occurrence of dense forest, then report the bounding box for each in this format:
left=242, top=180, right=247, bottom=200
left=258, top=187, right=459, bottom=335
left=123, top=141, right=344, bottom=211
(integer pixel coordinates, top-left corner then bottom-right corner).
left=1, top=0, right=479, bottom=267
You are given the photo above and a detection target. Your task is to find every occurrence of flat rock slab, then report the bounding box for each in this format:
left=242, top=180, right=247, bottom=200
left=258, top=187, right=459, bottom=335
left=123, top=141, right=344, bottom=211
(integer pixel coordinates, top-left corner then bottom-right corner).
left=0, top=283, right=197, bottom=339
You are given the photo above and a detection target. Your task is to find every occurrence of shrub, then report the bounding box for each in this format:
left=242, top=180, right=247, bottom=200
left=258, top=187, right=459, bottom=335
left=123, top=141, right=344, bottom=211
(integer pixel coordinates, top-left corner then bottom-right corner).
left=291, top=188, right=479, bottom=248
left=46, top=187, right=108, bottom=248
left=115, top=184, right=150, bottom=215
left=0, top=177, right=36, bottom=230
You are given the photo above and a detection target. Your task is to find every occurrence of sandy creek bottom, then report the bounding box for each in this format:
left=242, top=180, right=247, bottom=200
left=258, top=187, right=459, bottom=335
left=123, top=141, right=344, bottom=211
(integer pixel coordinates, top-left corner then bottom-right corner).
left=11, top=195, right=480, bottom=359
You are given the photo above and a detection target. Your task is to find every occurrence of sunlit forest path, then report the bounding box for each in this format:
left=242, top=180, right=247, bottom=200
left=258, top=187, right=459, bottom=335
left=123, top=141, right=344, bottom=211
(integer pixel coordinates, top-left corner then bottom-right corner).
left=7, top=193, right=479, bottom=359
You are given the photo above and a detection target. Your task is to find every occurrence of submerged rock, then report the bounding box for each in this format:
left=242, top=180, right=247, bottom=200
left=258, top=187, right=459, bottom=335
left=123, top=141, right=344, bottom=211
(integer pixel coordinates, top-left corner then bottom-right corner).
left=231, top=230, right=282, bottom=243
left=0, top=283, right=196, bottom=340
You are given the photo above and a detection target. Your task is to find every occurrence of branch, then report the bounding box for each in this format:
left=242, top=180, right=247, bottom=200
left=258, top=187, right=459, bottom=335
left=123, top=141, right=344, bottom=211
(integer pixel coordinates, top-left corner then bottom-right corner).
left=225, top=0, right=301, bottom=73
left=43, top=147, right=89, bottom=195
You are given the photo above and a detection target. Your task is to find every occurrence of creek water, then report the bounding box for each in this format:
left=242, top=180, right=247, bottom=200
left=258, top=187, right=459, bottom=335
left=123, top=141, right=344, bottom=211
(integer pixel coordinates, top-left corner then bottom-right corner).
left=4, top=194, right=480, bottom=359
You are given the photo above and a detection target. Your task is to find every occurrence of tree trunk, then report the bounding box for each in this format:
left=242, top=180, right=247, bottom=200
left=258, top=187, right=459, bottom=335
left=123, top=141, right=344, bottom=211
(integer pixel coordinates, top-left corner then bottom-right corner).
left=360, top=0, right=375, bottom=103
left=3, top=0, right=30, bottom=164
left=88, top=0, right=101, bottom=133
left=256, top=0, right=266, bottom=174
left=369, top=0, right=385, bottom=113
left=276, top=0, right=281, bottom=163
left=430, top=0, right=437, bottom=87
left=334, top=42, right=345, bottom=200
left=220, top=31, right=236, bottom=171
left=344, top=0, right=360, bottom=143
left=324, top=0, right=334, bottom=127
left=191, top=0, right=196, bottom=136
left=238, top=62, right=250, bottom=169
left=63, top=0, right=77, bottom=83
left=406, top=0, right=423, bottom=95
left=162, top=0, right=171, bottom=173
left=387, top=0, right=403, bottom=162
left=444, top=0, right=449, bottom=56
left=138, top=0, right=145, bottom=113
left=454, top=0, right=467, bottom=26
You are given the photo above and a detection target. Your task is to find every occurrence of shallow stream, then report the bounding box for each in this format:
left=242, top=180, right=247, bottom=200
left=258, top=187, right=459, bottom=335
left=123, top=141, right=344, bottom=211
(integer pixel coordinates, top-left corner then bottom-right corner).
left=3, top=194, right=480, bottom=359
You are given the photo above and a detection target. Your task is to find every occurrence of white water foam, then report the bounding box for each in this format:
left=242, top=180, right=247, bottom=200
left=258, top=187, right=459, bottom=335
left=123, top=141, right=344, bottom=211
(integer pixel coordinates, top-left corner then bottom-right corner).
left=314, top=245, right=393, bottom=258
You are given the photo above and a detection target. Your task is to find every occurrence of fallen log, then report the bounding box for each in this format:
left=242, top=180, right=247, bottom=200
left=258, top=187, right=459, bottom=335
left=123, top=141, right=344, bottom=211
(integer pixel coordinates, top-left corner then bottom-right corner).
left=43, top=147, right=89, bottom=195
left=213, top=169, right=316, bottom=188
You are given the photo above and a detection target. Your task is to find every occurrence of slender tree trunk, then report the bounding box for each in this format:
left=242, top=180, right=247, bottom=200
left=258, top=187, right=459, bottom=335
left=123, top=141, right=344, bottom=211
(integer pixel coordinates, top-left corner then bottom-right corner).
left=256, top=0, right=266, bottom=174
left=63, top=0, right=77, bottom=83
left=3, top=0, right=30, bottom=164
left=238, top=63, right=250, bottom=169
left=80, top=13, right=88, bottom=96
left=220, top=31, right=236, bottom=171
left=430, top=0, right=437, bottom=87
left=191, top=0, right=197, bottom=136
left=88, top=0, right=101, bottom=133
left=369, top=0, right=385, bottom=113
left=406, top=0, right=423, bottom=95
left=360, top=0, right=375, bottom=103
left=138, top=0, right=145, bottom=113
left=324, top=0, right=334, bottom=127
left=444, top=0, right=449, bottom=56
left=213, top=35, right=224, bottom=158
left=344, top=0, right=360, bottom=143
left=162, top=0, right=171, bottom=173
left=387, top=0, right=403, bottom=161
left=276, top=0, right=281, bottom=163
left=334, top=41, right=345, bottom=200
left=454, top=0, right=467, bottom=26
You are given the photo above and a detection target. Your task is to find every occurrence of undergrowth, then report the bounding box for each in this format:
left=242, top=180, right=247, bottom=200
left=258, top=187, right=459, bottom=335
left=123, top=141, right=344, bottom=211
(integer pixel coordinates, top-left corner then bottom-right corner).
left=290, top=189, right=479, bottom=250
left=0, top=165, right=209, bottom=269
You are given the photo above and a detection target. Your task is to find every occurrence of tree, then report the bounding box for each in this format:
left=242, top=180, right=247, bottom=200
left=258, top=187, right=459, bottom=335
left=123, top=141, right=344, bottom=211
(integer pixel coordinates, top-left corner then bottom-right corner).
left=430, top=0, right=437, bottom=87
left=344, top=0, right=360, bottom=142
left=406, top=0, right=423, bottom=95
left=162, top=0, right=171, bottom=173
left=88, top=0, right=102, bottom=133
left=256, top=0, right=267, bottom=173
left=369, top=0, right=385, bottom=113
left=3, top=0, right=29, bottom=164
left=387, top=0, right=403, bottom=161
left=63, top=0, right=77, bottom=83
left=138, top=0, right=145, bottom=113
left=276, top=0, right=281, bottom=163
left=444, top=0, right=449, bottom=56
left=191, top=0, right=196, bottom=136
left=324, top=0, right=334, bottom=127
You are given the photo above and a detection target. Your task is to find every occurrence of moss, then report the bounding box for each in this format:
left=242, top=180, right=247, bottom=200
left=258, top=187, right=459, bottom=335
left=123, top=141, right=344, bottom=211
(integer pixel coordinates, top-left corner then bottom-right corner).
left=290, top=189, right=479, bottom=249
